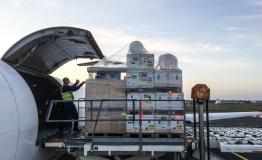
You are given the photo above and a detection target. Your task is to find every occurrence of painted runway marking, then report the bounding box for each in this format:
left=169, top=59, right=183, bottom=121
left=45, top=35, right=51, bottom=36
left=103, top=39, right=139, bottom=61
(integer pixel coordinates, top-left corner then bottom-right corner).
left=232, top=152, right=249, bottom=160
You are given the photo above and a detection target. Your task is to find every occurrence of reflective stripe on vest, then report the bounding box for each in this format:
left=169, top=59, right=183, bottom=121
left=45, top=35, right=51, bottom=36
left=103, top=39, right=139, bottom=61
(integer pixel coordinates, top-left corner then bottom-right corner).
left=61, top=90, right=74, bottom=100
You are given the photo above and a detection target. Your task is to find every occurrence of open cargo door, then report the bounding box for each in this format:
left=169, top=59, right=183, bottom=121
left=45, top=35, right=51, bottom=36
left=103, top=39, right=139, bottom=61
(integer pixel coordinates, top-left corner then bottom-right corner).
left=2, top=26, right=104, bottom=75
left=1, top=27, right=104, bottom=143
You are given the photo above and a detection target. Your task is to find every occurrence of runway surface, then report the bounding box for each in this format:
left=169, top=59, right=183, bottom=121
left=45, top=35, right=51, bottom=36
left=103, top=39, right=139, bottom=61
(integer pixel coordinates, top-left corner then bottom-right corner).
left=57, top=116, right=262, bottom=160
left=195, top=116, right=262, bottom=160
left=211, top=149, right=262, bottom=160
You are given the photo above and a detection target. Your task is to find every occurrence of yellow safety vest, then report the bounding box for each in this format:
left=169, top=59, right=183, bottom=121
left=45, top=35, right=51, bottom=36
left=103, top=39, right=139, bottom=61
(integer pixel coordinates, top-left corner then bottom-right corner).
left=61, top=88, right=74, bottom=101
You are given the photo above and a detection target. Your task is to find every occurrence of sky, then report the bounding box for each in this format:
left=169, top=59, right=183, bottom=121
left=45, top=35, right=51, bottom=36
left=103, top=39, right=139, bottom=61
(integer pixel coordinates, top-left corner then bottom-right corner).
left=0, top=0, right=261, bottom=100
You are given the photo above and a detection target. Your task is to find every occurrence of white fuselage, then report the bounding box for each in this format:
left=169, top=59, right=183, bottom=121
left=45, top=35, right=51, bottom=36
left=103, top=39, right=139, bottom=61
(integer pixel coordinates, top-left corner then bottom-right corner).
left=0, top=60, right=38, bottom=160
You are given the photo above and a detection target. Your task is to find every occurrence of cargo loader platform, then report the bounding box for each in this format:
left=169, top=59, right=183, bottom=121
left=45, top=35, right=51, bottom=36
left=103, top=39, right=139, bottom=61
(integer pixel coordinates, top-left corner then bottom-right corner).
left=45, top=99, right=186, bottom=159
left=44, top=137, right=185, bottom=156
left=84, top=137, right=185, bottom=156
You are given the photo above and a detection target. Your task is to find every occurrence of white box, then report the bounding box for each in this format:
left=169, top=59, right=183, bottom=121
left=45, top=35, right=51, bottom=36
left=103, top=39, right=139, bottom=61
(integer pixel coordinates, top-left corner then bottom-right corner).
left=127, top=54, right=154, bottom=69
left=126, top=115, right=184, bottom=133
left=155, top=70, right=182, bottom=88
left=170, top=121, right=184, bottom=133
left=142, top=120, right=155, bottom=133
left=155, top=121, right=169, bottom=133
left=127, top=92, right=155, bottom=110
left=126, top=115, right=155, bottom=133
left=126, top=121, right=140, bottom=133
left=126, top=71, right=154, bottom=88
left=155, top=92, right=184, bottom=110
left=154, top=115, right=169, bottom=133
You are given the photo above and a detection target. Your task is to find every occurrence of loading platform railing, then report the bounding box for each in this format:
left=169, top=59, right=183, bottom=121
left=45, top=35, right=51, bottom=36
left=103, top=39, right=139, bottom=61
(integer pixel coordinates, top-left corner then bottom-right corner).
left=45, top=99, right=186, bottom=155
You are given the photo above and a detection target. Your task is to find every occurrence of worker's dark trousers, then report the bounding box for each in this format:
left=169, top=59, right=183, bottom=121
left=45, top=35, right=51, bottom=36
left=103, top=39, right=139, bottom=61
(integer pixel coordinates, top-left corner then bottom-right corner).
left=62, top=102, right=79, bottom=131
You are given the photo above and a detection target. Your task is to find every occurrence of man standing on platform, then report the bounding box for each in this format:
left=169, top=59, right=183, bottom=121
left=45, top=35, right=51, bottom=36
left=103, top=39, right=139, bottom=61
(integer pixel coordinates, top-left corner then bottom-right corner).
left=60, top=77, right=85, bottom=133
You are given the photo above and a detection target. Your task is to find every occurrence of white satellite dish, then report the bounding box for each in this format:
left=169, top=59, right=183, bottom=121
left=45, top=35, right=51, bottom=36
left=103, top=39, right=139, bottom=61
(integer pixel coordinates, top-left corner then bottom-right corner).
left=128, top=41, right=148, bottom=54
left=158, top=53, right=178, bottom=69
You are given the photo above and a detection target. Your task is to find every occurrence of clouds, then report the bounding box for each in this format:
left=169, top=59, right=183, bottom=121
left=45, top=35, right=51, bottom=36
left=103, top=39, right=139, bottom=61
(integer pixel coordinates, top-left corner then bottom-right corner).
left=70, top=25, right=251, bottom=72
left=225, top=27, right=242, bottom=31
left=86, top=26, right=234, bottom=56
left=249, top=0, right=262, bottom=6
left=11, top=0, right=60, bottom=8
left=226, top=14, right=262, bottom=21
left=0, top=0, right=261, bottom=99
left=12, top=0, right=22, bottom=7
left=41, top=0, right=60, bottom=8
left=84, top=25, right=261, bottom=99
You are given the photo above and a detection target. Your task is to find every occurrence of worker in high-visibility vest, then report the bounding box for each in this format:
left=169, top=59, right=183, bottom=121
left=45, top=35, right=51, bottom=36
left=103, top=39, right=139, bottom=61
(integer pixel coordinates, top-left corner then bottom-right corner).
left=61, top=77, right=85, bottom=133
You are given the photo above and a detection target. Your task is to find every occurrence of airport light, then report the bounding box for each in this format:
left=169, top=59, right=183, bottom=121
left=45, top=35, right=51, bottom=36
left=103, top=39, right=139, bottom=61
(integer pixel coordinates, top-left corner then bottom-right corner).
left=191, top=84, right=210, bottom=101
left=191, top=84, right=210, bottom=160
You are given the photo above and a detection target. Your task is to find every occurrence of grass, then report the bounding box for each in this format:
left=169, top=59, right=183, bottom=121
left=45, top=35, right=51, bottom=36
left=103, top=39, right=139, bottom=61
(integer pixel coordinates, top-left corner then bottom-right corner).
left=185, top=103, right=262, bottom=112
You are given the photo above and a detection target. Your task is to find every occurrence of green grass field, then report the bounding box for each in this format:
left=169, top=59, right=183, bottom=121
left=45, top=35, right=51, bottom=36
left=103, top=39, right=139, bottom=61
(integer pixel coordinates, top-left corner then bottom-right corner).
left=185, top=103, right=262, bottom=112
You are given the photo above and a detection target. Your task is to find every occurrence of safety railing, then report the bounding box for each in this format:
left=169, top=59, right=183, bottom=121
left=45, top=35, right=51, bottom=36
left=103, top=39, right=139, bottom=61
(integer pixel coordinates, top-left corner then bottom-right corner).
left=45, top=99, right=186, bottom=150
left=46, top=99, right=185, bottom=121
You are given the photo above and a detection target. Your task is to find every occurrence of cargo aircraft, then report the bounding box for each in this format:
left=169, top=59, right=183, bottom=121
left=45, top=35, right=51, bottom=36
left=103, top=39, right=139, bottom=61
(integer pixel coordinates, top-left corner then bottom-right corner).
left=0, top=26, right=261, bottom=160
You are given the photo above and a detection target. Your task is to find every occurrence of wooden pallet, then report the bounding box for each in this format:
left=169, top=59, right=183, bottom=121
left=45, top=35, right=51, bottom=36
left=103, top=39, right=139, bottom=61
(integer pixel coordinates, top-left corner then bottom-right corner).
left=85, top=132, right=184, bottom=138
left=125, top=133, right=184, bottom=138
left=85, top=132, right=126, bottom=137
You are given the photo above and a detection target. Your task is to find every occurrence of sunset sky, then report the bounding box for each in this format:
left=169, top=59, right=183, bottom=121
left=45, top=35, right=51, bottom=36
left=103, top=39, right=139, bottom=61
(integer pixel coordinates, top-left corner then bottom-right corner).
left=0, top=0, right=261, bottom=100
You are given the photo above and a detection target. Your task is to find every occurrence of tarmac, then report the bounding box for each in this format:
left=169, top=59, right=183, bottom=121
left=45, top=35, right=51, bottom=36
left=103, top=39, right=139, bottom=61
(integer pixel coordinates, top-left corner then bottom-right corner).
left=57, top=116, right=262, bottom=160
left=202, top=116, right=262, bottom=160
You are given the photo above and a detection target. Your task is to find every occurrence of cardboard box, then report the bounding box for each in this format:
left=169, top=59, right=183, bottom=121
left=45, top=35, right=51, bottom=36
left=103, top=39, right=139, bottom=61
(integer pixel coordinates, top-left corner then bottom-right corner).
left=155, top=69, right=182, bottom=88
left=170, top=121, right=184, bottom=133
left=126, top=115, right=184, bottom=133
left=155, top=92, right=184, bottom=110
left=127, top=92, right=155, bottom=110
left=126, top=115, right=155, bottom=133
left=126, top=121, right=140, bottom=133
left=126, top=71, right=154, bottom=88
left=155, top=115, right=170, bottom=133
left=127, top=54, right=154, bottom=69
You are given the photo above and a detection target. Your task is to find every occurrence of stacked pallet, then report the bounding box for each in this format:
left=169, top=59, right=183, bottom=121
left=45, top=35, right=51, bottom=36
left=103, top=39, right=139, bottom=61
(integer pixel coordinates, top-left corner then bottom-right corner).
left=84, top=41, right=185, bottom=137
left=85, top=79, right=126, bottom=133
left=126, top=52, right=185, bottom=134
left=126, top=54, right=154, bottom=88
left=154, top=54, right=184, bottom=134
left=125, top=42, right=156, bottom=134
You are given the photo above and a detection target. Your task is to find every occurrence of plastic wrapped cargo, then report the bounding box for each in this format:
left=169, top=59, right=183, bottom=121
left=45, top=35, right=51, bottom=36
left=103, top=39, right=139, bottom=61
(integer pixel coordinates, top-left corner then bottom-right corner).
left=128, top=41, right=148, bottom=55
left=158, top=53, right=178, bottom=70
left=126, top=70, right=154, bottom=88
left=126, top=115, right=155, bottom=133
left=127, top=54, right=154, bottom=69
left=126, top=114, right=184, bottom=133
left=155, top=92, right=184, bottom=110
left=127, top=92, right=155, bottom=110
left=155, top=115, right=170, bottom=133
left=154, top=69, right=182, bottom=88
left=170, top=121, right=184, bottom=133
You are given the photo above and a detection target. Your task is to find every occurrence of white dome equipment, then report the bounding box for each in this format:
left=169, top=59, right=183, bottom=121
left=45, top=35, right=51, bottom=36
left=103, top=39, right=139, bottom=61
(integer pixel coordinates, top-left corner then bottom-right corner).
left=158, top=53, right=178, bottom=69
left=128, top=41, right=148, bottom=54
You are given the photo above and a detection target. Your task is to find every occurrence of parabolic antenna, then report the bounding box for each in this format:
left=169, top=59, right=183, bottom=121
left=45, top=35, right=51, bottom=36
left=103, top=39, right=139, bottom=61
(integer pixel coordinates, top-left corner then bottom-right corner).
left=158, top=53, right=178, bottom=69
left=128, top=41, right=148, bottom=54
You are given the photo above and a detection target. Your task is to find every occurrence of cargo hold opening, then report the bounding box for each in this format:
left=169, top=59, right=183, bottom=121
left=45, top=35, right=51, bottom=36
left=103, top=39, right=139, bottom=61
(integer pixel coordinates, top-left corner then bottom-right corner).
left=18, top=71, right=63, bottom=142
